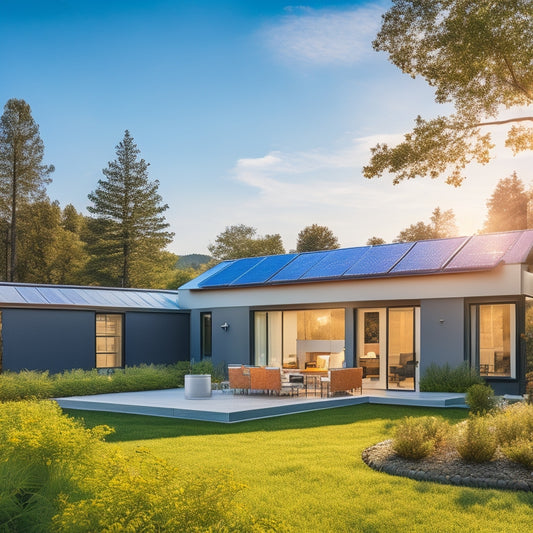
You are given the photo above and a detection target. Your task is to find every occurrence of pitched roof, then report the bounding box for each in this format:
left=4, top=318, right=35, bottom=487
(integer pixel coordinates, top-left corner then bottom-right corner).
left=181, top=230, right=533, bottom=290
left=0, top=283, right=180, bottom=311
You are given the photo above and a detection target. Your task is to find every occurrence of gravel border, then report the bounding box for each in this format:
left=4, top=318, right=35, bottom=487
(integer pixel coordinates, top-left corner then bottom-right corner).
left=362, top=440, right=533, bottom=492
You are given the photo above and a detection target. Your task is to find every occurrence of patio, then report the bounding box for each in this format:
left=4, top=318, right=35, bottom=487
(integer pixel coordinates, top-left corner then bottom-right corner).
left=56, top=388, right=467, bottom=423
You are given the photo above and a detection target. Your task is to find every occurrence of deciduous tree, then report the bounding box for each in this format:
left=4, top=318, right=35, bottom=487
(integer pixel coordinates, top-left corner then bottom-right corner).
left=87, top=131, right=173, bottom=287
left=0, top=99, right=54, bottom=280
left=366, top=236, right=386, bottom=246
left=364, top=0, right=533, bottom=186
left=394, top=207, right=457, bottom=242
left=296, top=224, right=339, bottom=252
left=208, top=224, right=285, bottom=261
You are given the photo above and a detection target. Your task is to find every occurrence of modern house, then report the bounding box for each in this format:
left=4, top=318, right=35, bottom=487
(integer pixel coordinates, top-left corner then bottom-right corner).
left=2, top=230, right=532, bottom=396
left=0, top=285, right=189, bottom=373
left=180, top=230, right=533, bottom=395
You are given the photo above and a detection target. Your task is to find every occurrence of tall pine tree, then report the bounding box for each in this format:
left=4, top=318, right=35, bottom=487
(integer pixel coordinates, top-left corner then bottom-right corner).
left=0, top=99, right=54, bottom=281
left=87, top=131, right=174, bottom=287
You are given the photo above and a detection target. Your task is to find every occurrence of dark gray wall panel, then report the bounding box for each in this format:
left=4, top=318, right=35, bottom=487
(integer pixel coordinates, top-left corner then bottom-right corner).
left=3, top=309, right=95, bottom=372
left=420, top=299, right=465, bottom=377
left=190, top=308, right=250, bottom=367
left=125, top=312, right=189, bottom=366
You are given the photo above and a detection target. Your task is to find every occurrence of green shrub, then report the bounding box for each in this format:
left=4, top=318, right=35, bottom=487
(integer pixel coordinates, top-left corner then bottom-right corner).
left=501, top=438, right=533, bottom=470
left=0, top=362, right=206, bottom=401
left=419, top=363, right=484, bottom=393
left=465, top=383, right=497, bottom=415
left=454, top=415, right=497, bottom=463
left=0, top=400, right=112, bottom=531
left=0, top=400, right=281, bottom=532
left=493, top=402, right=533, bottom=446
left=393, top=416, right=449, bottom=460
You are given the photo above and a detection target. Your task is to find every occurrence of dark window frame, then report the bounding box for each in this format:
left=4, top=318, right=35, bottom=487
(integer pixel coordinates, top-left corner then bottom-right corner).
left=95, top=313, right=124, bottom=369
left=200, top=312, right=212, bottom=359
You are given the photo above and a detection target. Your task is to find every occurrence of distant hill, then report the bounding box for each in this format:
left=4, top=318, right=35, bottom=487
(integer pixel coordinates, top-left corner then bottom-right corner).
left=175, top=254, right=212, bottom=270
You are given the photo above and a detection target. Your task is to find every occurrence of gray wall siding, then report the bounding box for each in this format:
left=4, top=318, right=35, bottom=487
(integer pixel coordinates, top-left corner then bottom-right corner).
left=190, top=308, right=251, bottom=367
left=344, top=307, right=355, bottom=367
left=3, top=309, right=95, bottom=373
left=125, top=312, right=189, bottom=366
left=420, top=299, right=465, bottom=377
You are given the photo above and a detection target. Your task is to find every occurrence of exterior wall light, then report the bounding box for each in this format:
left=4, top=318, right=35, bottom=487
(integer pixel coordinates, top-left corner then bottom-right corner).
left=220, top=322, right=230, bottom=331
left=439, top=318, right=445, bottom=325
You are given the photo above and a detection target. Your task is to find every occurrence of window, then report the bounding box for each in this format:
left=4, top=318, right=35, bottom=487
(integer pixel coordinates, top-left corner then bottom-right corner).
left=96, top=314, right=123, bottom=368
left=471, top=303, right=515, bottom=378
left=254, top=309, right=345, bottom=369
left=200, top=312, right=212, bottom=358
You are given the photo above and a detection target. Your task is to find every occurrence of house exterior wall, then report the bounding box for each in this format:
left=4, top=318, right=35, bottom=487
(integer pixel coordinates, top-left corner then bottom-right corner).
left=190, top=307, right=251, bottom=367
left=2, top=309, right=95, bottom=373
left=1, top=308, right=190, bottom=373
left=179, top=264, right=522, bottom=309
left=420, top=298, right=465, bottom=374
left=125, top=312, right=190, bottom=366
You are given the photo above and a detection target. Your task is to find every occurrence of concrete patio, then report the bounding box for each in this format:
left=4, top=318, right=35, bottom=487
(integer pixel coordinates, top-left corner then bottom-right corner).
left=56, top=388, right=467, bottom=423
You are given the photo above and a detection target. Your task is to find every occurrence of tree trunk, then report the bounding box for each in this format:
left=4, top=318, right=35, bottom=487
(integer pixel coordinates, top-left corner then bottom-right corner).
left=9, top=156, right=17, bottom=282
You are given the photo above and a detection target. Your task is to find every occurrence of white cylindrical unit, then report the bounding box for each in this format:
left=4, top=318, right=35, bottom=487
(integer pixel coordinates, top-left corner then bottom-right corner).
left=184, top=374, right=212, bottom=399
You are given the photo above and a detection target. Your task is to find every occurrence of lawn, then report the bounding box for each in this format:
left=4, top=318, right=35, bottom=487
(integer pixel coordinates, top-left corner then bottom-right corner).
left=65, top=405, right=533, bottom=533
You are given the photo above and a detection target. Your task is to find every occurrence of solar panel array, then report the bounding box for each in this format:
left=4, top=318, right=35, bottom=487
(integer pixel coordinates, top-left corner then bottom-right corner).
left=192, top=230, right=533, bottom=290
left=0, top=284, right=180, bottom=310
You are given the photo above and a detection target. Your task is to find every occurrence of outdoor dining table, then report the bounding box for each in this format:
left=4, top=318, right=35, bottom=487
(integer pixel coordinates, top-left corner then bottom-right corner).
left=298, top=369, right=329, bottom=396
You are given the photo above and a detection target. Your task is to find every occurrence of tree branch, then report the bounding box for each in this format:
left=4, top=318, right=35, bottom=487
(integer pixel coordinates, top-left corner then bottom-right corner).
left=474, top=116, right=533, bottom=127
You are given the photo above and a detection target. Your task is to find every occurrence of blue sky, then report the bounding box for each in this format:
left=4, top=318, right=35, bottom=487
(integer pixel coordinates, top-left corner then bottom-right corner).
left=2, top=0, right=531, bottom=255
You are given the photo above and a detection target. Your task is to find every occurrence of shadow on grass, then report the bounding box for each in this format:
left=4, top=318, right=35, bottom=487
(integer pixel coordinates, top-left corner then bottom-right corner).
left=63, top=404, right=468, bottom=443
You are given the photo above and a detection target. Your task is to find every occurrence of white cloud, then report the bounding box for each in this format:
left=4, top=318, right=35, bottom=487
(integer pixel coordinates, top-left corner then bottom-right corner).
left=261, top=4, right=385, bottom=65
left=231, top=132, right=533, bottom=250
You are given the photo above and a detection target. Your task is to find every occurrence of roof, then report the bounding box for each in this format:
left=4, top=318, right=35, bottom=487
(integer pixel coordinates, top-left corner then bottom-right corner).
left=181, top=230, right=533, bottom=291
left=0, top=283, right=181, bottom=311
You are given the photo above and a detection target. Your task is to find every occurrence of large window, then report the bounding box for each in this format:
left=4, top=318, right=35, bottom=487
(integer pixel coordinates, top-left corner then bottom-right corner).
left=200, top=312, right=212, bottom=359
left=471, top=303, right=516, bottom=378
left=254, top=309, right=345, bottom=369
left=96, top=314, right=123, bottom=368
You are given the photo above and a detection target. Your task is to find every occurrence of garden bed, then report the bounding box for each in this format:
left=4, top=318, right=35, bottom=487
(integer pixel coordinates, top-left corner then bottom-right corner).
left=362, top=439, right=533, bottom=492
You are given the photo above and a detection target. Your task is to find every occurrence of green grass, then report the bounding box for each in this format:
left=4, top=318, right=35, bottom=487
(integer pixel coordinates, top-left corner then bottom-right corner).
left=65, top=405, right=533, bottom=533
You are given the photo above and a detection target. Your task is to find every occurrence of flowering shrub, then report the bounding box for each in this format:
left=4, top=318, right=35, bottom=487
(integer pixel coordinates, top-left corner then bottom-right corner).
left=0, top=400, right=282, bottom=532
left=0, top=400, right=112, bottom=531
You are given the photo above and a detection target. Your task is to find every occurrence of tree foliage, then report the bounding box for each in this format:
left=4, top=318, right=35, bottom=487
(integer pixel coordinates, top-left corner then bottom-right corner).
left=364, top=0, right=533, bottom=186
left=296, top=224, right=339, bottom=252
left=366, top=236, right=386, bottom=246
left=394, top=207, right=458, bottom=242
left=483, top=172, right=530, bottom=233
left=208, top=224, right=285, bottom=261
left=0, top=98, right=54, bottom=280
left=86, top=131, right=174, bottom=287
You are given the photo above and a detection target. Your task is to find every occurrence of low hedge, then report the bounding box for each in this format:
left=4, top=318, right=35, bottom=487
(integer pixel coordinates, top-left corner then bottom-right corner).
left=420, top=362, right=484, bottom=392
left=0, top=360, right=225, bottom=402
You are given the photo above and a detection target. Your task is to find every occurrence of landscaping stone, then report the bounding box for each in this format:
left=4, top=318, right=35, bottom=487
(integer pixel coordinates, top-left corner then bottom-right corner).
left=362, top=439, right=533, bottom=492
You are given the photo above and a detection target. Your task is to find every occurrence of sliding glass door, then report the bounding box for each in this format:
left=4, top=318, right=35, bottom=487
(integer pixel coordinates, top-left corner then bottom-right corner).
left=387, top=307, right=416, bottom=390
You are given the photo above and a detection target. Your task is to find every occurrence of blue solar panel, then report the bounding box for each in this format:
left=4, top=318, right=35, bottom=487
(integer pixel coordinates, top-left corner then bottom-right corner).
left=343, top=242, right=414, bottom=277
left=301, top=247, right=371, bottom=279
left=180, top=260, right=233, bottom=289
left=15, top=286, right=49, bottom=304
left=391, top=237, right=469, bottom=274
left=269, top=251, right=329, bottom=282
left=231, top=254, right=298, bottom=285
left=501, top=230, right=533, bottom=264
left=444, top=232, right=520, bottom=272
left=200, top=257, right=264, bottom=287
